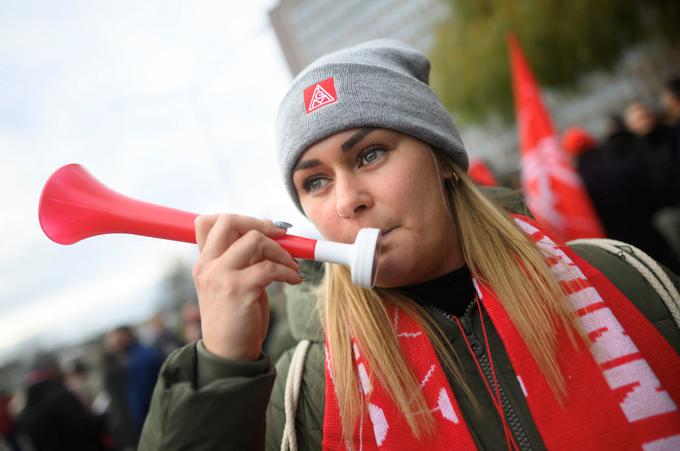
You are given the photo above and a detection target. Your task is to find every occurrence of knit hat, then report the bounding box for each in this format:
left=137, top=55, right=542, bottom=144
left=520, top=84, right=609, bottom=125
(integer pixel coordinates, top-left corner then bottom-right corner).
left=276, top=39, right=468, bottom=211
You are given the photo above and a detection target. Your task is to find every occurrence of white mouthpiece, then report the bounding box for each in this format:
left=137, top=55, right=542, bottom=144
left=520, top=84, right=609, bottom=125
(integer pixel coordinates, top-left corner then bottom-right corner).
left=314, top=228, right=381, bottom=288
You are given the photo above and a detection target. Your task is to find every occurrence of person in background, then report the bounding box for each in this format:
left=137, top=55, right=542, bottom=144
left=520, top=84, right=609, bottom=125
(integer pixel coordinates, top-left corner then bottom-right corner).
left=561, top=126, right=603, bottom=218
left=147, top=313, right=184, bottom=359
left=563, top=122, right=680, bottom=271
left=180, top=304, right=202, bottom=343
left=0, top=389, right=22, bottom=451
left=15, top=353, right=106, bottom=451
left=63, top=358, right=95, bottom=409
left=661, top=77, right=680, bottom=145
left=621, top=103, right=680, bottom=271
left=108, top=327, right=163, bottom=433
left=105, top=327, right=162, bottom=448
left=624, top=101, right=679, bottom=208
left=656, top=78, right=680, bottom=263
left=101, top=345, right=136, bottom=451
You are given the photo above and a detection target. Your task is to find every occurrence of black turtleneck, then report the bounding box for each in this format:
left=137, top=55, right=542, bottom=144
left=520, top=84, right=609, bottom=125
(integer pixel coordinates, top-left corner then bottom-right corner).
left=398, top=265, right=475, bottom=318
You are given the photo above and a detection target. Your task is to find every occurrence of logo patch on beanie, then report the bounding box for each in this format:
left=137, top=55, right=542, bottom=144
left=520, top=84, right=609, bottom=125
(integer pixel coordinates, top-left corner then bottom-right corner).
left=304, top=77, right=337, bottom=113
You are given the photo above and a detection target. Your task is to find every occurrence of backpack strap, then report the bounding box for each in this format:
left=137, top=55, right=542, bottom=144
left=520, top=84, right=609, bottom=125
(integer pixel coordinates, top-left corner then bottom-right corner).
left=568, top=238, right=680, bottom=330
left=281, top=339, right=311, bottom=451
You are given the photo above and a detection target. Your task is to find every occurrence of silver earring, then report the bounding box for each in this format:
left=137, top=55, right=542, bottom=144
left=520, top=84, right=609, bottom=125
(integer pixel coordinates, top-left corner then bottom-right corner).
left=444, top=172, right=459, bottom=189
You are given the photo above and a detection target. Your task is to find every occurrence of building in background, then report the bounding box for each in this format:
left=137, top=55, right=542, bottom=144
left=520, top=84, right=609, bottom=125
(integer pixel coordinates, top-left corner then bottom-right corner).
left=269, top=0, right=449, bottom=76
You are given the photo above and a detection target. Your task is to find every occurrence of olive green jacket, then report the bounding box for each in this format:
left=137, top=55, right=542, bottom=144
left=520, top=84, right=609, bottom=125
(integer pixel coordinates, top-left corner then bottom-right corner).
left=139, top=195, right=680, bottom=450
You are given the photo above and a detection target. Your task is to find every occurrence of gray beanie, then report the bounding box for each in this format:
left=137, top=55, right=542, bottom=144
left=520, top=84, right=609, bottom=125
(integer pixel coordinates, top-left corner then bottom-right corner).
left=276, top=39, right=467, bottom=211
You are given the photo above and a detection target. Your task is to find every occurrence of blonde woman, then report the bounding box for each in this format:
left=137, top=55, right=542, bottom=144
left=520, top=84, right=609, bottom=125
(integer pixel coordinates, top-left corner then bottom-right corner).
left=140, top=40, right=680, bottom=450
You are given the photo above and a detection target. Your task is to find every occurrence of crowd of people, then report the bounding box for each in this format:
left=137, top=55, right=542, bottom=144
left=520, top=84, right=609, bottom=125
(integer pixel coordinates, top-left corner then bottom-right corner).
left=0, top=286, right=300, bottom=451
left=563, top=78, right=680, bottom=272
left=0, top=307, right=199, bottom=451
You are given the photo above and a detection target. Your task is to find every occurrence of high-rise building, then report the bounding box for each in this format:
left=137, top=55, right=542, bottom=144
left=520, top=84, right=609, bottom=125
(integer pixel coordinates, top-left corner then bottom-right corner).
left=269, top=0, right=449, bottom=76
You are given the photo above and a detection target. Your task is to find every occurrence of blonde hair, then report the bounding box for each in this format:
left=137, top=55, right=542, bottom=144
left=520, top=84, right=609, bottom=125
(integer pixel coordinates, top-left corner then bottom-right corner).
left=318, top=150, right=581, bottom=443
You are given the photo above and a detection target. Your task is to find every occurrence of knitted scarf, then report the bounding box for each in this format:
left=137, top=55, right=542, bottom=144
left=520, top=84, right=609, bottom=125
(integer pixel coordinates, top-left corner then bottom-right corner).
left=322, top=216, right=680, bottom=450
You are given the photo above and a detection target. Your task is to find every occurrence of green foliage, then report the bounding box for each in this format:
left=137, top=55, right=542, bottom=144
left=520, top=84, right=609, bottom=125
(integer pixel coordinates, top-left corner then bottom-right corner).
left=430, top=0, right=679, bottom=125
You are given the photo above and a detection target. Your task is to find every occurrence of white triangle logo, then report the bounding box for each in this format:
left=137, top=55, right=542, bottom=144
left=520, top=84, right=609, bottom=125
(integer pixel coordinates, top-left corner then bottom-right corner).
left=308, top=83, right=336, bottom=112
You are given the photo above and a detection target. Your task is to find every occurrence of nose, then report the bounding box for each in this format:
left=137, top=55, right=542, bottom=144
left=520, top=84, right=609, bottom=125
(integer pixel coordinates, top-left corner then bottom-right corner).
left=335, top=173, right=373, bottom=218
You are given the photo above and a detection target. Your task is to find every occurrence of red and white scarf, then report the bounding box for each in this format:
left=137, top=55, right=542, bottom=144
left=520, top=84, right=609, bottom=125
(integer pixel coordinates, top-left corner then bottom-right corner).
left=322, top=216, right=680, bottom=450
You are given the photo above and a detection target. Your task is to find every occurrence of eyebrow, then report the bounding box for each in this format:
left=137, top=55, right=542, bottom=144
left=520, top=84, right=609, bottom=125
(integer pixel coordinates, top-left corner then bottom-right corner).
left=341, top=127, right=375, bottom=152
left=294, top=159, right=321, bottom=172
left=293, top=128, right=377, bottom=173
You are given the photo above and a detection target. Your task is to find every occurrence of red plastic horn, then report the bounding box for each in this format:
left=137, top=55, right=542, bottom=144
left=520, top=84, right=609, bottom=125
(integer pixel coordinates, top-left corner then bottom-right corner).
left=38, top=164, right=381, bottom=287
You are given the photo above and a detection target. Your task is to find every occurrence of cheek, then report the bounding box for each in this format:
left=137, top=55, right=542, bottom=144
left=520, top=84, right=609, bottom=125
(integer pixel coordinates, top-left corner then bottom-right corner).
left=386, top=172, right=442, bottom=216
left=304, top=201, right=342, bottom=240
left=386, top=152, right=439, bottom=198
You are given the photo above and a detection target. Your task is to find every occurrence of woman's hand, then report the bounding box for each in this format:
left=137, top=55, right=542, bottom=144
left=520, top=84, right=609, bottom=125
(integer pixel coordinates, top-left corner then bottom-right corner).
left=193, top=214, right=302, bottom=361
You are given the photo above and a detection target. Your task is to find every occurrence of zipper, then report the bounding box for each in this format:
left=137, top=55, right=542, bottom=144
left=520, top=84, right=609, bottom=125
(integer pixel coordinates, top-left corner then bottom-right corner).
left=434, top=302, right=533, bottom=451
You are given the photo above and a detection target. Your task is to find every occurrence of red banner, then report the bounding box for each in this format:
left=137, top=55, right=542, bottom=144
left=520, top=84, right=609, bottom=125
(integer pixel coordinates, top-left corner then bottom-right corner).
left=507, top=34, right=605, bottom=240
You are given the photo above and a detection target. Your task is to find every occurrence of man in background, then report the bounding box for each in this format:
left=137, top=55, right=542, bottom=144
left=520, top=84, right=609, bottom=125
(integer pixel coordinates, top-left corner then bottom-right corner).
left=16, top=353, right=106, bottom=451
left=104, top=327, right=163, bottom=449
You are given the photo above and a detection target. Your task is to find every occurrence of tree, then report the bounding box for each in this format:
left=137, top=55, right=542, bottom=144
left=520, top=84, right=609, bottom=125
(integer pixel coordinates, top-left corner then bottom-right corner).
left=430, top=0, right=680, bottom=125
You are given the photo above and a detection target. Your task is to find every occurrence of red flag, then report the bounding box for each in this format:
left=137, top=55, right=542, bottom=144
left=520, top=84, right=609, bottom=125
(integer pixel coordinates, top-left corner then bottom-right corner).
left=469, top=159, right=499, bottom=186
left=507, top=34, right=605, bottom=240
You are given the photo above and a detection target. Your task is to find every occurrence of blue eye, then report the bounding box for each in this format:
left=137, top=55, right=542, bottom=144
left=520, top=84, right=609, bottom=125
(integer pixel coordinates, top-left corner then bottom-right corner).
left=303, top=176, right=328, bottom=193
left=358, top=146, right=385, bottom=167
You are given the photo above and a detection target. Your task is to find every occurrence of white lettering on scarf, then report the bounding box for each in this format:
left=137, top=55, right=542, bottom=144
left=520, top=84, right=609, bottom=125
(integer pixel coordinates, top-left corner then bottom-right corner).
left=368, top=403, right=388, bottom=445
left=604, top=359, right=678, bottom=422
left=514, top=218, right=678, bottom=424
left=358, top=363, right=372, bottom=395
left=642, top=435, right=680, bottom=450
left=579, top=308, right=638, bottom=364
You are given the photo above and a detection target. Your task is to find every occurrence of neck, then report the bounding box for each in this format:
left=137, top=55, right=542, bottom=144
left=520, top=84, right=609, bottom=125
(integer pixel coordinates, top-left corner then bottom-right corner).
left=398, top=265, right=474, bottom=317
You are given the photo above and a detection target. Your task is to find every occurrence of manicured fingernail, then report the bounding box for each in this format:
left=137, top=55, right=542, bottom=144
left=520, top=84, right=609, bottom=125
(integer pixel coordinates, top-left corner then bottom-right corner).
left=274, top=221, right=292, bottom=229
left=298, top=271, right=306, bottom=281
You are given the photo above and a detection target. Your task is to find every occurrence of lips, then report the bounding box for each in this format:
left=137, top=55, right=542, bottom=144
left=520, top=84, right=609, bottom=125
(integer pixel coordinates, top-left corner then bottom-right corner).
left=380, top=226, right=397, bottom=238
left=378, top=226, right=392, bottom=234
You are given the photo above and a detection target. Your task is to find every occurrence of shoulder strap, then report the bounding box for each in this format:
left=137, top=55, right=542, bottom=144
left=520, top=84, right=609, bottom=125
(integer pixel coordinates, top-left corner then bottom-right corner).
left=281, top=339, right=311, bottom=451
left=568, top=238, right=680, bottom=330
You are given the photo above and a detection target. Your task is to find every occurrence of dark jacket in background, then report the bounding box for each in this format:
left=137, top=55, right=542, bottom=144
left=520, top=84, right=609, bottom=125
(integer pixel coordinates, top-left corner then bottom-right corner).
left=671, top=119, right=680, bottom=160
left=638, top=124, right=680, bottom=208
left=102, top=352, right=138, bottom=449
left=577, top=130, right=680, bottom=272
left=17, top=379, right=105, bottom=451
left=125, top=343, right=163, bottom=432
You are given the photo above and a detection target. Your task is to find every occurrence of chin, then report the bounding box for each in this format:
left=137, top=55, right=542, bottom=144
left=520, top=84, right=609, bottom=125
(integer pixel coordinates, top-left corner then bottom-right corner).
left=373, top=258, right=416, bottom=288
left=373, top=246, right=446, bottom=288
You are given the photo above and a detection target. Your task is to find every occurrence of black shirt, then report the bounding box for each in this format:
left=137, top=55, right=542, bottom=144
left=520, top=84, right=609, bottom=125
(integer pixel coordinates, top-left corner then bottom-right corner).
left=398, top=265, right=474, bottom=317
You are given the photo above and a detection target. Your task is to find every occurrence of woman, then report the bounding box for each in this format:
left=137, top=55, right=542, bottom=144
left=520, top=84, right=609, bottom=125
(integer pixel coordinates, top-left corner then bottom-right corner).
left=140, top=40, right=680, bottom=450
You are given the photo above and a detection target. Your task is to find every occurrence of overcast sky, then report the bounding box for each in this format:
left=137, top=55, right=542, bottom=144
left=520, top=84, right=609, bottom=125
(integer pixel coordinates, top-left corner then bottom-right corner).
left=0, top=0, right=320, bottom=363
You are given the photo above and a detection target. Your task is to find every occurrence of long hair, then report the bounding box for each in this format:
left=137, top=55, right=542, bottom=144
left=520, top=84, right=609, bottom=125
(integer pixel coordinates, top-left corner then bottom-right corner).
left=318, top=149, right=581, bottom=443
